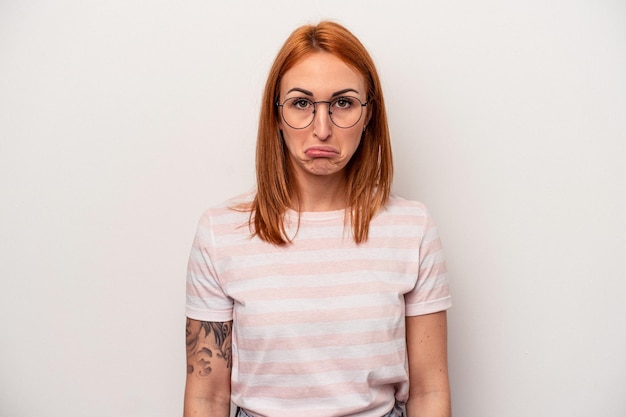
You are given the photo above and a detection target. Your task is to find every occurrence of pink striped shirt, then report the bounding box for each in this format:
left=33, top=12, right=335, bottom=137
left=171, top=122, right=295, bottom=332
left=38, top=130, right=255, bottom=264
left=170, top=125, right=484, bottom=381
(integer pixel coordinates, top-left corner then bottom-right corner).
left=186, top=194, right=451, bottom=417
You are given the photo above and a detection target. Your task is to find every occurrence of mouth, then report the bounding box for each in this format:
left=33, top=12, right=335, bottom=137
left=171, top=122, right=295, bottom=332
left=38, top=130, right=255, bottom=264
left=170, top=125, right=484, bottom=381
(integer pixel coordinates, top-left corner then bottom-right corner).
left=304, top=146, right=339, bottom=158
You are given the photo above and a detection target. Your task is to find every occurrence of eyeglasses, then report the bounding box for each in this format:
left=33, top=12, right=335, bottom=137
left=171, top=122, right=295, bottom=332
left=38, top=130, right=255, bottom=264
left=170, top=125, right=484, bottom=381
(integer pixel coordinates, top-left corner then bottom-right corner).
left=276, top=96, right=368, bottom=129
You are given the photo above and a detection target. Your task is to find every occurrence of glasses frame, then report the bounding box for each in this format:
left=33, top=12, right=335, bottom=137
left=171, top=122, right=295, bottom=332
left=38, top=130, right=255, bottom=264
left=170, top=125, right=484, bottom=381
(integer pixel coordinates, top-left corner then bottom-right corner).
left=276, top=96, right=368, bottom=130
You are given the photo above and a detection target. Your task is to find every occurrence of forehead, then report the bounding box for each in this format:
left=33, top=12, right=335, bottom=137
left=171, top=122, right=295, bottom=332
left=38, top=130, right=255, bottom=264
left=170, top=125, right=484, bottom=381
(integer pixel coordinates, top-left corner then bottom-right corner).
left=280, top=52, right=366, bottom=97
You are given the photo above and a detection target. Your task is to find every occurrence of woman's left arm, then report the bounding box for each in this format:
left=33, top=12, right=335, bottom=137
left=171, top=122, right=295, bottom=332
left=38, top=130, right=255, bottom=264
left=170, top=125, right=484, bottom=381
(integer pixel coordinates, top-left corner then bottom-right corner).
left=405, top=310, right=451, bottom=417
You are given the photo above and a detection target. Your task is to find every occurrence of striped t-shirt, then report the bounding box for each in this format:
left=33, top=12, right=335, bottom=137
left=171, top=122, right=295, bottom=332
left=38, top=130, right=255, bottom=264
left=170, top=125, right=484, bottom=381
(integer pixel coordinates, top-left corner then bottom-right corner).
left=186, top=194, right=451, bottom=417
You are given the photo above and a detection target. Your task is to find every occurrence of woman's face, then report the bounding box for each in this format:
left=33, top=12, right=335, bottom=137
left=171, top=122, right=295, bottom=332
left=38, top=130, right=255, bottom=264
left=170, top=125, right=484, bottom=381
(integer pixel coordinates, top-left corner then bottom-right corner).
left=278, top=52, right=368, bottom=184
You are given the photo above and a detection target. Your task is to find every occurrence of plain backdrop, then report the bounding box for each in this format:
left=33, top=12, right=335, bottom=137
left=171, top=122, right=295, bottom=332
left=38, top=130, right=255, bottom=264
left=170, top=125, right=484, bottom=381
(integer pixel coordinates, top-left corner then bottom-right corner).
left=1, top=1, right=625, bottom=416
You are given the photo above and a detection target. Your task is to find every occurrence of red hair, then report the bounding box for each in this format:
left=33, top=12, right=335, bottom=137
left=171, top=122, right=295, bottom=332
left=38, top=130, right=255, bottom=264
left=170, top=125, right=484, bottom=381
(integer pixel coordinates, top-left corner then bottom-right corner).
left=249, top=21, right=393, bottom=245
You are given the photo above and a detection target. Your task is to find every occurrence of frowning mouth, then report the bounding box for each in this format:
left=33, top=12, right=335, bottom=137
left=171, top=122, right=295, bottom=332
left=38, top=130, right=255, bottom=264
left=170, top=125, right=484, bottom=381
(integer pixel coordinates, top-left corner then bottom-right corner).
left=304, top=146, right=339, bottom=158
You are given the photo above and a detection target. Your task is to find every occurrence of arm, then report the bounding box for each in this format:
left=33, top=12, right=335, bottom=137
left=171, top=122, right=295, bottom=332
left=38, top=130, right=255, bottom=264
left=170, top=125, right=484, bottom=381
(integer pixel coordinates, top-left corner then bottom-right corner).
left=184, top=318, right=233, bottom=417
left=405, top=311, right=451, bottom=417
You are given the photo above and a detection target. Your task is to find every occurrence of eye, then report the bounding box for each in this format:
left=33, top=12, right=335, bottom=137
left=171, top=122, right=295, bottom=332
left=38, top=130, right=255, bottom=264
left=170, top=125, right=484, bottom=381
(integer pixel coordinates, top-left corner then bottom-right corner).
left=332, top=97, right=355, bottom=109
left=289, top=98, right=313, bottom=110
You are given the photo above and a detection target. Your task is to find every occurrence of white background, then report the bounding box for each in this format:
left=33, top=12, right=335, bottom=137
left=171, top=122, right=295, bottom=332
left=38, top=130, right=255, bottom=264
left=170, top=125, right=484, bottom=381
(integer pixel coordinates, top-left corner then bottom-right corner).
left=1, top=1, right=625, bottom=416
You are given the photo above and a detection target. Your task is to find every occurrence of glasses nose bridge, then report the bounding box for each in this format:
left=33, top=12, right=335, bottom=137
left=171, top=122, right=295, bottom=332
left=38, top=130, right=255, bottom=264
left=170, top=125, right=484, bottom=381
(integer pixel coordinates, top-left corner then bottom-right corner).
left=312, top=100, right=333, bottom=116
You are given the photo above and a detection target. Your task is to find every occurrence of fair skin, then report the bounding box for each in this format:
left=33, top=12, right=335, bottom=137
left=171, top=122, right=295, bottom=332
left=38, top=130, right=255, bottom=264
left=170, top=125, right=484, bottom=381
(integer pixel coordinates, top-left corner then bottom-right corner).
left=278, top=52, right=367, bottom=212
left=406, top=311, right=451, bottom=417
left=184, top=51, right=450, bottom=417
left=184, top=319, right=232, bottom=417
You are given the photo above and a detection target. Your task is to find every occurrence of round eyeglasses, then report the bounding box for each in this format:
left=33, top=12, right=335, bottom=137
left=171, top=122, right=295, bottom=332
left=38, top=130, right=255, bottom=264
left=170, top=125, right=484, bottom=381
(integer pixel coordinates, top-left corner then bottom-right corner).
left=276, top=96, right=368, bottom=129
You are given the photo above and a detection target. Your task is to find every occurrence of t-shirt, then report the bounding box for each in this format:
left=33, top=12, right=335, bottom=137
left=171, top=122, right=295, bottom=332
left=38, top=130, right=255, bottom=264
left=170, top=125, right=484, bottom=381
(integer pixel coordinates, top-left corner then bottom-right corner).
left=186, top=194, right=451, bottom=417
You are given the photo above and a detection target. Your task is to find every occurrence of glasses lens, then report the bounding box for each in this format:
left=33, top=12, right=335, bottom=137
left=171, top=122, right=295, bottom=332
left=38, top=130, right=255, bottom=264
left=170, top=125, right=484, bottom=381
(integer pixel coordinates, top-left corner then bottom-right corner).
left=329, top=97, right=363, bottom=128
left=281, top=98, right=315, bottom=129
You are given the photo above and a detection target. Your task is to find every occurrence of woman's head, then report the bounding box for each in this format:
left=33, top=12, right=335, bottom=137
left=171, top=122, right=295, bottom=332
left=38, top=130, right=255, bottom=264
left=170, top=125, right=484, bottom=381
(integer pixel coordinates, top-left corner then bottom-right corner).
left=253, top=21, right=393, bottom=244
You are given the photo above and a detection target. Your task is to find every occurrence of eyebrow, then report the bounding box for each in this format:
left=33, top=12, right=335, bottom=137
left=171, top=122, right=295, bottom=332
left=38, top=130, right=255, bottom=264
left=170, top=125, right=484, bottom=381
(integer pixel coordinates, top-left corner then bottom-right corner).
left=285, top=87, right=361, bottom=97
left=286, top=87, right=313, bottom=96
left=331, top=88, right=360, bottom=98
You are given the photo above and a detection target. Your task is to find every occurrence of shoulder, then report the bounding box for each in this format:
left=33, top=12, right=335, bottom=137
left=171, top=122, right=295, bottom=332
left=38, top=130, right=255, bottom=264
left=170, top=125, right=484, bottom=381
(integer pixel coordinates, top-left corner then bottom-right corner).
left=382, top=194, right=430, bottom=216
left=196, top=191, right=255, bottom=232
left=369, top=195, right=437, bottom=234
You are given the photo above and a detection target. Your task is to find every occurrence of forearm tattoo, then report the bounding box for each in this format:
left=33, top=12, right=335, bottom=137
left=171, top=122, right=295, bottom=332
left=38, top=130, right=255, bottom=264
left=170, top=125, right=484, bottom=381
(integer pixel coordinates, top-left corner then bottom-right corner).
left=186, top=319, right=233, bottom=376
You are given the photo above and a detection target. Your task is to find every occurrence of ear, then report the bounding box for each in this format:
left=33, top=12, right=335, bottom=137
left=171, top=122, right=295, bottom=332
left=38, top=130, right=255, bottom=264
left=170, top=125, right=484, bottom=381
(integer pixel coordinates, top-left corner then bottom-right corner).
left=364, top=100, right=373, bottom=126
left=276, top=102, right=284, bottom=128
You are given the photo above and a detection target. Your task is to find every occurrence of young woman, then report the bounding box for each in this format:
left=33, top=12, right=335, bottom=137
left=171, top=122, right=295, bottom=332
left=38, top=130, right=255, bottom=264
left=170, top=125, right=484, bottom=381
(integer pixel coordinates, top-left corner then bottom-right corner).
left=184, top=21, right=451, bottom=417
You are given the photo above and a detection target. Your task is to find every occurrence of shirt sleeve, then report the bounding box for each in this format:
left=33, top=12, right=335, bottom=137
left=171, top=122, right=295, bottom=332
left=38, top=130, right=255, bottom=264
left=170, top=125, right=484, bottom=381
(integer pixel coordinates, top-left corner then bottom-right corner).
left=405, top=206, right=452, bottom=316
left=185, top=210, right=234, bottom=322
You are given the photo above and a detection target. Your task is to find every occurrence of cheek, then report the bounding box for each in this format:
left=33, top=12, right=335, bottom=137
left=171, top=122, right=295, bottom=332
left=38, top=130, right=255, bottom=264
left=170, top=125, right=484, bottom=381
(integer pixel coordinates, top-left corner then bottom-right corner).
left=344, top=129, right=364, bottom=151
left=280, top=129, right=305, bottom=152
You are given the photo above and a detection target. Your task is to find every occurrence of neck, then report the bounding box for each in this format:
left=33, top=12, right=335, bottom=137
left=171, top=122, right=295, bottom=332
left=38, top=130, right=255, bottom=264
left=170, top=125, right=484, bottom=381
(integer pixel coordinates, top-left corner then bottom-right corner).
left=293, top=174, right=349, bottom=212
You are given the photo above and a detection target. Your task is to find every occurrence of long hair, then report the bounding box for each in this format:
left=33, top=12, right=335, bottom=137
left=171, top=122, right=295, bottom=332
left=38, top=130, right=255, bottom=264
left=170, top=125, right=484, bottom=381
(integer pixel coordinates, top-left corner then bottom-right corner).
left=250, top=21, right=393, bottom=245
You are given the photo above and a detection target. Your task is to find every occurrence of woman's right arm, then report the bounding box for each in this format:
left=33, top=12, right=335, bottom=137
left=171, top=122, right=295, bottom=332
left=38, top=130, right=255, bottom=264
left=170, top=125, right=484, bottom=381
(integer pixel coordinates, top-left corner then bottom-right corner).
left=184, top=318, right=233, bottom=417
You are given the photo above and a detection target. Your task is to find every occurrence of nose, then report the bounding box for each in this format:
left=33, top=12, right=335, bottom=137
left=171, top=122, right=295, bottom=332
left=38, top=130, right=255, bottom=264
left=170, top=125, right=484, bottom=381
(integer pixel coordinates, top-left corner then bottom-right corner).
left=312, top=102, right=332, bottom=140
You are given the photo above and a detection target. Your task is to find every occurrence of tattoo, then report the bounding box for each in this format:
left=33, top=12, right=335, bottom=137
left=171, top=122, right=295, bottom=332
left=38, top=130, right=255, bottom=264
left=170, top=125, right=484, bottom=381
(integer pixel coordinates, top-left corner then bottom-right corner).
left=186, top=318, right=232, bottom=377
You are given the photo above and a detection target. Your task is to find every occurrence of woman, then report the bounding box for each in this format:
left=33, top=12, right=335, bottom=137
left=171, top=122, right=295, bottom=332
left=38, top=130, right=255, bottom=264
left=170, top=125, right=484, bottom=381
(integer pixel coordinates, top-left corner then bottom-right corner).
left=184, top=21, right=451, bottom=417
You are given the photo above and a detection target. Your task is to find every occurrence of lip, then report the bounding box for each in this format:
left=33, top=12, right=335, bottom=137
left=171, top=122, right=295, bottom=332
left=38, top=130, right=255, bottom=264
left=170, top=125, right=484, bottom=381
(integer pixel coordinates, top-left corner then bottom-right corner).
left=304, top=146, right=339, bottom=158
